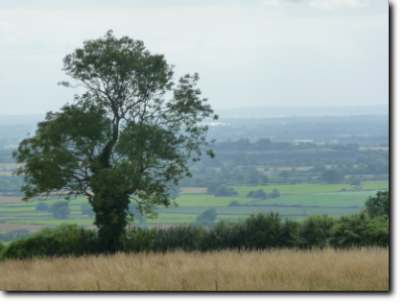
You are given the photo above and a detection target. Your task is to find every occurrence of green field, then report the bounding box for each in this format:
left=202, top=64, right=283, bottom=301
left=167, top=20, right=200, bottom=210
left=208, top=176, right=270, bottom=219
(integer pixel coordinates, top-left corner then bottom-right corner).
left=254, top=190, right=377, bottom=207
left=0, top=182, right=388, bottom=233
left=233, top=184, right=356, bottom=196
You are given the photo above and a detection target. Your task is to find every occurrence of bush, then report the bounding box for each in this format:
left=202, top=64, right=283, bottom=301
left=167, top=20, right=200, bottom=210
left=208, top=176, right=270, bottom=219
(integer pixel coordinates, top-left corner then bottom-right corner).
left=151, top=225, right=203, bottom=252
left=0, top=224, right=99, bottom=259
left=121, top=227, right=157, bottom=253
left=321, top=169, right=344, bottom=184
left=329, top=211, right=389, bottom=248
left=35, top=202, right=48, bottom=211
left=199, top=220, right=245, bottom=251
left=365, top=191, right=389, bottom=219
left=214, top=186, right=238, bottom=197
left=246, top=189, right=267, bottom=199
left=296, top=215, right=336, bottom=248
left=195, top=208, right=217, bottom=227
left=228, top=200, right=241, bottom=207
left=0, top=240, right=5, bottom=255
left=268, top=189, right=280, bottom=199
left=48, top=202, right=71, bottom=219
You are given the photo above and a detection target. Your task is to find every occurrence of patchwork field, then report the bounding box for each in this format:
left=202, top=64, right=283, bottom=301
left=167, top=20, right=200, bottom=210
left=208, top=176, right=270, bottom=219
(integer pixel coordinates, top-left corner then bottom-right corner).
left=0, top=182, right=389, bottom=235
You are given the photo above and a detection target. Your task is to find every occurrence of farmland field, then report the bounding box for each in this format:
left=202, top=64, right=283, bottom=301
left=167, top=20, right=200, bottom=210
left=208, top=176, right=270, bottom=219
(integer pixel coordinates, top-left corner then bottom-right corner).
left=233, top=184, right=355, bottom=196
left=0, top=182, right=388, bottom=233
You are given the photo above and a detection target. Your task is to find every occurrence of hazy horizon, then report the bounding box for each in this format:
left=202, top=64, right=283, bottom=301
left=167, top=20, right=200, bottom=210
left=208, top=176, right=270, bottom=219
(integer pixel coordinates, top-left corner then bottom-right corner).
left=0, top=0, right=388, bottom=116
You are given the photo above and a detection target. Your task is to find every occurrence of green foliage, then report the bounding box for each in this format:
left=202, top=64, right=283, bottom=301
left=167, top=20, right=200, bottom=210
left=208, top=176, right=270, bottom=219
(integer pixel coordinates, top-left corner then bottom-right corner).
left=195, top=208, right=217, bottom=227
left=35, top=202, right=48, bottom=211
left=365, top=191, right=389, bottom=219
left=350, top=176, right=362, bottom=187
left=151, top=225, right=203, bottom=252
left=321, top=169, right=344, bottom=184
left=48, top=202, right=71, bottom=219
left=329, top=211, right=389, bottom=248
left=246, top=189, right=267, bottom=200
left=12, top=31, right=217, bottom=252
left=214, top=186, right=238, bottom=197
left=228, top=200, right=241, bottom=207
left=296, top=215, right=336, bottom=248
left=121, top=227, right=157, bottom=253
left=0, top=240, right=5, bottom=254
left=0, top=212, right=389, bottom=259
left=0, top=224, right=99, bottom=260
left=268, top=189, right=280, bottom=199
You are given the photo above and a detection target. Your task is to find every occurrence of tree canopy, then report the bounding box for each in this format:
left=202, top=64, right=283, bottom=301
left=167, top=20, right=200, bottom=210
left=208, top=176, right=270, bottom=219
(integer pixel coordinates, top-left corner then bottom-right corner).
left=13, top=31, right=217, bottom=251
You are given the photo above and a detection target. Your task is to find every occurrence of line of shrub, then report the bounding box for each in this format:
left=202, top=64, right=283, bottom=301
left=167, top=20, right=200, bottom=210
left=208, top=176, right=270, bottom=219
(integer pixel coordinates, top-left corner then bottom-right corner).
left=0, top=211, right=388, bottom=260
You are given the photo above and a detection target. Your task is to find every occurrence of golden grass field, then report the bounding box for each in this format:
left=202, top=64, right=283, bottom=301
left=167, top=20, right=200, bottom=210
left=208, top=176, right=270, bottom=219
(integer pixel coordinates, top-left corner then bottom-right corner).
left=0, top=247, right=388, bottom=291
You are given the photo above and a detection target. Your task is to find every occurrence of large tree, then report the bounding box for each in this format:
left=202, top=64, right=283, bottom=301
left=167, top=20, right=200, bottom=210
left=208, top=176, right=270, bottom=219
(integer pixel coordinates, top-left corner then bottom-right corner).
left=13, top=31, right=217, bottom=252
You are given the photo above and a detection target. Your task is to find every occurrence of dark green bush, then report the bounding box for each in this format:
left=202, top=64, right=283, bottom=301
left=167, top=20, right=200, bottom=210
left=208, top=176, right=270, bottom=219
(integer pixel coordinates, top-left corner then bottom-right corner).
left=199, top=220, right=245, bottom=251
left=365, top=191, right=389, bottom=219
left=0, top=240, right=5, bottom=255
left=214, top=186, right=238, bottom=197
left=228, top=200, right=240, bottom=206
left=121, top=227, right=157, bottom=253
left=268, top=189, right=280, bottom=199
left=151, top=225, right=203, bottom=252
left=329, top=211, right=389, bottom=248
left=0, top=224, right=99, bottom=259
left=195, top=208, right=217, bottom=227
left=296, top=215, right=336, bottom=248
left=243, top=213, right=298, bottom=249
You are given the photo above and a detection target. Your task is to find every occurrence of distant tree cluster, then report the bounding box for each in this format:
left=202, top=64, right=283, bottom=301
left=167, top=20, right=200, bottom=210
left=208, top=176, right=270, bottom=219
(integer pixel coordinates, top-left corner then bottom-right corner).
left=246, top=188, right=280, bottom=200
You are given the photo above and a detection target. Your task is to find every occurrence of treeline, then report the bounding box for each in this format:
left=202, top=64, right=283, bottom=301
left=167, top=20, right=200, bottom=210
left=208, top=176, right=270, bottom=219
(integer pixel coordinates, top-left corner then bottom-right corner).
left=0, top=211, right=388, bottom=260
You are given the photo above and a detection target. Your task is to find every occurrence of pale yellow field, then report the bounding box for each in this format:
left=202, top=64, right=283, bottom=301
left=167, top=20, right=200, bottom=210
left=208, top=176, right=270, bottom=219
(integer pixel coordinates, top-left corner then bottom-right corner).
left=0, top=196, right=24, bottom=204
left=180, top=187, right=208, bottom=194
left=0, top=247, right=388, bottom=291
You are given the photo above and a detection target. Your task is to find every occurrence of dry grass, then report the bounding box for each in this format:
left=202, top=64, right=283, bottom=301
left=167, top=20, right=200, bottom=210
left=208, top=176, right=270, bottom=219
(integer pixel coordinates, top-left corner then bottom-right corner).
left=0, top=247, right=388, bottom=291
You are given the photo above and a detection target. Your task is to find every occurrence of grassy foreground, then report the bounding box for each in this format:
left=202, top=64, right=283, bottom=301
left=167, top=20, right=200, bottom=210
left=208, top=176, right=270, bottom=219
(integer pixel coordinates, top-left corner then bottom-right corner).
left=0, top=247, right=388, bottom=291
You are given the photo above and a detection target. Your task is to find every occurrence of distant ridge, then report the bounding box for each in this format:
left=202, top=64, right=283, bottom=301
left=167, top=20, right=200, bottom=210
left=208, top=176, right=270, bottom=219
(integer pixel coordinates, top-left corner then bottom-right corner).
left=0, top=104, right=389, bottom=125
left=214, top=104, right=388, bottom=119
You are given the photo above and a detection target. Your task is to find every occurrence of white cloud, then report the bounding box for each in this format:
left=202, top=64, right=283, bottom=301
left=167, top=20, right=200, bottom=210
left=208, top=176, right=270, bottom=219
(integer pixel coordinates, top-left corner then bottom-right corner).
left=309, top=0, right=370, bottom=10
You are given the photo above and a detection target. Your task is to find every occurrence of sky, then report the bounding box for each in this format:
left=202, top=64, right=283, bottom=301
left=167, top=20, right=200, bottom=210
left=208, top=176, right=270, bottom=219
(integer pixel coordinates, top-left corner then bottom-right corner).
left=0, top=0, right=388, bottom=115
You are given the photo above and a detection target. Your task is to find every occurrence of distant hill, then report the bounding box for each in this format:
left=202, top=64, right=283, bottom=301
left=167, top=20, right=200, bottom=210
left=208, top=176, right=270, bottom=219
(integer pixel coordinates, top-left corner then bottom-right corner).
left=215, top=104, right=388, bottom=119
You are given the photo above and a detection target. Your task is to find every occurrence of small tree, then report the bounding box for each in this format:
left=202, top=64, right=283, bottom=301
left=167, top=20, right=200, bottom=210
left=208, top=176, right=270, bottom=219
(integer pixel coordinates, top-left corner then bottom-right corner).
left=214, top=186, right=238, bottom=197
left=35, top=202, right=48, bottom=211
left=321, top=169, right=343, bottom=184
left=195, top=208, right=217, bottom=227
left=268, top=189, right=280, bottom=199
left=48, top=202, right=71, bottom=219
left=12, top=31, right=217, bottom=252
left=365, top=191, right=389, bottom=219
left=228, top=200, right=241, bottom=207
left=350, top=176, right=362, bottom=187
left=254, top=189, right=267, bottom=200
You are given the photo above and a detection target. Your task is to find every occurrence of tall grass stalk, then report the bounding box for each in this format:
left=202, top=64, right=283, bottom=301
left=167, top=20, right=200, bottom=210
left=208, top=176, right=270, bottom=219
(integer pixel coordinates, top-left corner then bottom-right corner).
left=0, top=247, right=388, bottom=291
